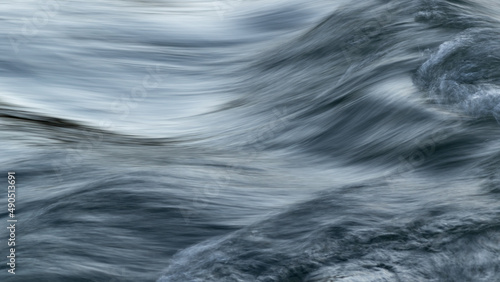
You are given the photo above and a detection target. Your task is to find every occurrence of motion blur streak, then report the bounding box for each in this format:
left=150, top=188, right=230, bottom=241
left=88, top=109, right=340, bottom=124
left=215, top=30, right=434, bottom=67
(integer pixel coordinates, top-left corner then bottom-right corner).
left=2, top=0, right=500, bottom=281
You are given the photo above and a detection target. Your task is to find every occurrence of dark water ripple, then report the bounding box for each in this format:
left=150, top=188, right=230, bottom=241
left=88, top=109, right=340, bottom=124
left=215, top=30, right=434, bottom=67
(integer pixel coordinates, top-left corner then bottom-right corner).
left=2, top=0, right=500, bottom=281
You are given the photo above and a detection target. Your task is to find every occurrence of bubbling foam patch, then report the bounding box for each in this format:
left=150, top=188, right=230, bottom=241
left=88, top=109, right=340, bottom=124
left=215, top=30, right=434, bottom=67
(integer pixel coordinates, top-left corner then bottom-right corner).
left=415, top=28, right=500, bottom=120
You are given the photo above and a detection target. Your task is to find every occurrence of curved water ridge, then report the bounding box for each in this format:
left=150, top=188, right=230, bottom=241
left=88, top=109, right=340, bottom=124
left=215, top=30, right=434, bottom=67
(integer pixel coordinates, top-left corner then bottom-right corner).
left=158, top=0, right=500, bottom=281
left=2, top=0, right=500, bottom=281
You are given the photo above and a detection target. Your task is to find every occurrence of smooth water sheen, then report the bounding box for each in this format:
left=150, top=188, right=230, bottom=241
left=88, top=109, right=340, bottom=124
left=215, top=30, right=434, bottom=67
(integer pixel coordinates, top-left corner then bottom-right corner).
left=2, top=0, right=500, bottom=281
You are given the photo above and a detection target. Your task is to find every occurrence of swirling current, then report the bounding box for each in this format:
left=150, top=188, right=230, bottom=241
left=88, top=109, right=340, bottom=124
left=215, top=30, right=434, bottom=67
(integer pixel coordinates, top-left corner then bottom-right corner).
left=2, top=0, right=500, bottom=281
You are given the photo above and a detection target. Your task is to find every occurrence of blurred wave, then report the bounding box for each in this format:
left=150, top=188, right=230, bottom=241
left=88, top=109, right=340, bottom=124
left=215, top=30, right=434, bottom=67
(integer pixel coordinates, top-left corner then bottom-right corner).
left=2, top=0, right=500, bottom=281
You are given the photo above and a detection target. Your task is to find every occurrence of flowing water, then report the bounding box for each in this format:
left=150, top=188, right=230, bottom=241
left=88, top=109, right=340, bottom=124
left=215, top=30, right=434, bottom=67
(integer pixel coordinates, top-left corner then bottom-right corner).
left=2, top=0, right=500, bottom=281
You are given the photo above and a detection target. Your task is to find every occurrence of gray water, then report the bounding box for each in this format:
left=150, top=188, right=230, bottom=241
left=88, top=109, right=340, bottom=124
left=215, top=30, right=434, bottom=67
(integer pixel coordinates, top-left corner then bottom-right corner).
left=2, top=0, right=500, bottom=281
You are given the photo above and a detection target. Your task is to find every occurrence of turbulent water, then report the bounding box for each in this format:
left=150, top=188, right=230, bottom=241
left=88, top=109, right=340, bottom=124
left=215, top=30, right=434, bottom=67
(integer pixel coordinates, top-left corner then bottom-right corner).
left=2, top=0, right=500, bottom=281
